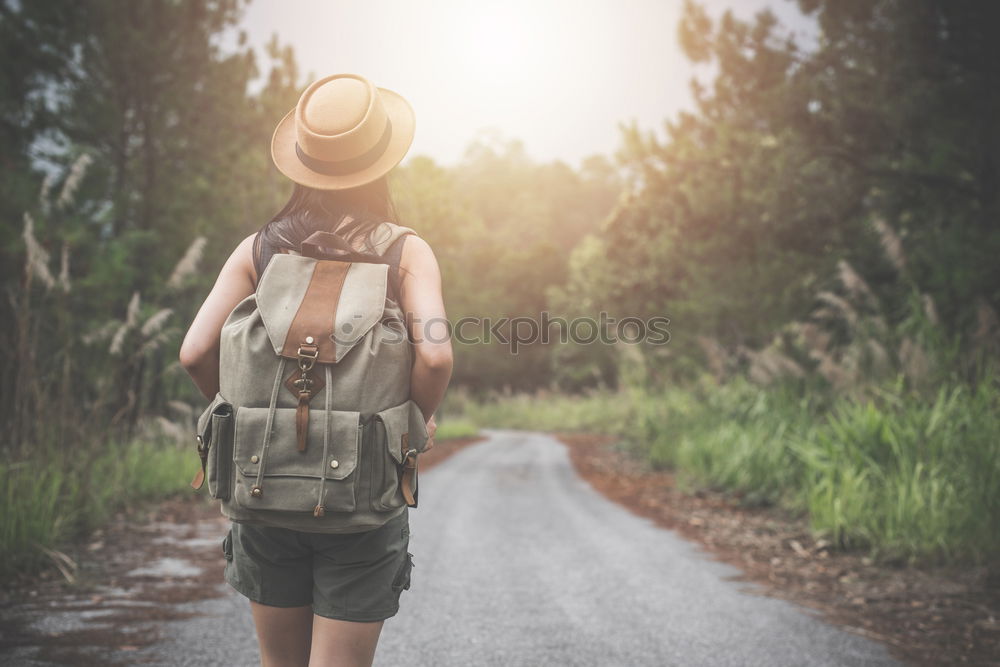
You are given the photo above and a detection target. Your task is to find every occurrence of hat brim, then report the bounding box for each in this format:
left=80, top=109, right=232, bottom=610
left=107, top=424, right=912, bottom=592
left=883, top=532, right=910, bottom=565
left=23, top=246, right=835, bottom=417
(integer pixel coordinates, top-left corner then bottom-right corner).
left=270, top=86, right=415, bottom=190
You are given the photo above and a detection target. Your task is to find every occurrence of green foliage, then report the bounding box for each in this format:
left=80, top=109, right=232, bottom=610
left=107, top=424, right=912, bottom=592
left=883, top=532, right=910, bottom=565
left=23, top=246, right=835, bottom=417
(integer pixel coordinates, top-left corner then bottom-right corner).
left=3, top=0, right=1000, bottom=576
left=519, top=3, right=1000, bottom=568
left=562, top=0, right=1000, bottom=388
left=641, top=378, right=812, bottom=503
left=792, top=380, right=1000, bottom=563
left=452, top=372, right=1000, bottom=565
left=0, top=437, right=193, bottom=578
left=393, top=135, right=623, bottom=392
left=1, top=0, right=304, bottom=448
left=442, top=385, right=634, bottom=436
left=433, top=419, right=480, bottom=442
left=0, top=0, right=307, bottom=577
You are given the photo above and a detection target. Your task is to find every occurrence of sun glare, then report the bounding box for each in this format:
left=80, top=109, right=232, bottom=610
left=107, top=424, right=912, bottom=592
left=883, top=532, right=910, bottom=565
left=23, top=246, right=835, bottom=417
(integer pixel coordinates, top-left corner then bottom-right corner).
left=456, top=5, right=537, bottom=87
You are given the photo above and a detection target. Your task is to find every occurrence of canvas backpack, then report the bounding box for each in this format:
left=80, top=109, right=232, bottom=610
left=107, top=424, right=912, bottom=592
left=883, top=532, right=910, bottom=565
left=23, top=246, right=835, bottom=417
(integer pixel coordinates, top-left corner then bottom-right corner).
left=190, top=221, right=430, bottom=532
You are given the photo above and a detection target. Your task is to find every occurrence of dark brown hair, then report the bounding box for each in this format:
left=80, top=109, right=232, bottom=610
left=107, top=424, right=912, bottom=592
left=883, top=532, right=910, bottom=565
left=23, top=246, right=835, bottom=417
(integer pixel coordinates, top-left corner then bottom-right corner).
left=252, top=175, right=401, bottom=283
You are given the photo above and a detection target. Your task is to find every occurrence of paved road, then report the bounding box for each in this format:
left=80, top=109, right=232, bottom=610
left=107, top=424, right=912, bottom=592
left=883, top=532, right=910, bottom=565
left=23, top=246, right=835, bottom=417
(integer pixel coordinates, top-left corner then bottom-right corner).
left=4, top=430, right=902, bottom=666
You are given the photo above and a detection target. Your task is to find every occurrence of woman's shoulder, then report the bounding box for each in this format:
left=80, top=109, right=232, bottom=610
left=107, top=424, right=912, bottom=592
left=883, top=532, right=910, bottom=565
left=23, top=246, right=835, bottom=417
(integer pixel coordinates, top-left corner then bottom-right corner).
left=233, top=232, right=259, bottom=285
left=397, top=233, right=437, bottom=278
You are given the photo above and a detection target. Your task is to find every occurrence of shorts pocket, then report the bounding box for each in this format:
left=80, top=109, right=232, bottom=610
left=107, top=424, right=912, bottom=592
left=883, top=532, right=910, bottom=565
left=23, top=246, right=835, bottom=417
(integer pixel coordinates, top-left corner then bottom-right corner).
left=233, top=406, right=361, bottom=513
left=391, top=551, right=413, bottom=594
left=222, top=529, right=234, bottom=562
left=371, top=401, right=427, bottom=511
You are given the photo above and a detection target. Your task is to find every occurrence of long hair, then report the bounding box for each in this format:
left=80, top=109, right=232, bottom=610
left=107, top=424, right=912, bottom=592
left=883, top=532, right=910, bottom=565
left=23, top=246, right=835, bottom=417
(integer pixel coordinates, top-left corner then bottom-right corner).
left=252, top=175, right=401, bottom=283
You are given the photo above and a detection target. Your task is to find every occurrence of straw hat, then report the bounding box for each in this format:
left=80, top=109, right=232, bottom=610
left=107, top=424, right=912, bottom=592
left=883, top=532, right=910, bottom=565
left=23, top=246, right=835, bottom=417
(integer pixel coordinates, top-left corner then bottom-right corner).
left=270, top=73, right=415, bottom=190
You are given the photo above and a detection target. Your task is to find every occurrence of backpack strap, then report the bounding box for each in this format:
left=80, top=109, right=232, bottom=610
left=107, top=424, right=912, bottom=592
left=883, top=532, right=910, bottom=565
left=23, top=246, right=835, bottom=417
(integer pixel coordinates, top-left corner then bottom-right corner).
left=383, top=234, right=408, bottom=302
left=367, top=220, right=416, bottom=303
left=286, top=222, right=415, bottom=301
left=301, top=231, right=355, bottom=259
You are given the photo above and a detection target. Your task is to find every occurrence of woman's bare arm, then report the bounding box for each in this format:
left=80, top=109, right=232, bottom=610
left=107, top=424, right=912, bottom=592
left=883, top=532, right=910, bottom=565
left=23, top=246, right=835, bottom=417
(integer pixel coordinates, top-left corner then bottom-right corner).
left=179, top=234, right=257, bottom=399
left=398, top=235, right=453, bottom=434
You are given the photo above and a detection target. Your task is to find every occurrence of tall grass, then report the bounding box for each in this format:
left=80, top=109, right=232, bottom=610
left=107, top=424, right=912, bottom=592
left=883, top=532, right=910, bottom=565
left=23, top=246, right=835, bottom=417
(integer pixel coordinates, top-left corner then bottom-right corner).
left=8, top=158, right=207, bottom=459
left=1, top=161, right=208, bottom=579
left=451, top=372, right=1000, bottom=565
left=792, top=378, right=1000, bottom=562
left=433, top=418, right=481, bottom=441
left=442, top=386, right=635, bottom=435
left=0, top=438, right=193, bottom=578
left=441, top=216, right=1000, bottom=566
left=655, top=379, right=815, bottom=505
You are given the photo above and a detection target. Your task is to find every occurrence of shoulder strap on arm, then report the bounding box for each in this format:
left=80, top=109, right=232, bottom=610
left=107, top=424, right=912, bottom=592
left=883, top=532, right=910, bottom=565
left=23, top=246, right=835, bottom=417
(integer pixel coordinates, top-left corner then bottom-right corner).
left=369, top=221, right=417, bottom=302
left=384, top=234, right=408, bottom=302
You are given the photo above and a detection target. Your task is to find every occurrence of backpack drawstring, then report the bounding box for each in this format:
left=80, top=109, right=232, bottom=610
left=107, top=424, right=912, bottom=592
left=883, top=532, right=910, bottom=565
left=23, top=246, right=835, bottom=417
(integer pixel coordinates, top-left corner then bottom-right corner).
left=313, top=363, right=333, bottom=517
left=251, top=357, right=287, bottom=499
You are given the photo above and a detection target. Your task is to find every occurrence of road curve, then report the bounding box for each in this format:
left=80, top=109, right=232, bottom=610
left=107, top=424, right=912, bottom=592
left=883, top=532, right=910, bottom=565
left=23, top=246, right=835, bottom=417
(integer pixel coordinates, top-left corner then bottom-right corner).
left=371, top=429, right=899, bottom=667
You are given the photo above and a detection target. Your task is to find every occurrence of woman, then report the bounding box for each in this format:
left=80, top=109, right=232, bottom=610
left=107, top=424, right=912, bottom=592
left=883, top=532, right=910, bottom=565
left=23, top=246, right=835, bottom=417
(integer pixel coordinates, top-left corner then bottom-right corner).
left=179, top=74, right=453, bottom=667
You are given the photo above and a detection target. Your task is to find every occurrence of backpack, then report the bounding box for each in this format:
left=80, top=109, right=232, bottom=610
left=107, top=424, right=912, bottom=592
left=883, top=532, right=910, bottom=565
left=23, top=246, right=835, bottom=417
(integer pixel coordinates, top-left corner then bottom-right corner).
left=190, top=221, right=430, bottom=532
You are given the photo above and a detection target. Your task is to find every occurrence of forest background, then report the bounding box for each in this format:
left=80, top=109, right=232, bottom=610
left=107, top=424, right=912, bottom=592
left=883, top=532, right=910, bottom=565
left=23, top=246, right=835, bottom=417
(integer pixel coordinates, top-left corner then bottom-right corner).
left=1, top=0, right=998, bottom=575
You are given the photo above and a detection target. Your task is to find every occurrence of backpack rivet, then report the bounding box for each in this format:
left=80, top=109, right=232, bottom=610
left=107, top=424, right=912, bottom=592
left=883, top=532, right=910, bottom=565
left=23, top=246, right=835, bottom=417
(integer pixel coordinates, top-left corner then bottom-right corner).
left=251, top=486, right=262, bottom=497
left=305, top=336, right=315, bottom=344
left=329, top=459, right=339, bottom=469
left=250, top=455, right=259, bottom=464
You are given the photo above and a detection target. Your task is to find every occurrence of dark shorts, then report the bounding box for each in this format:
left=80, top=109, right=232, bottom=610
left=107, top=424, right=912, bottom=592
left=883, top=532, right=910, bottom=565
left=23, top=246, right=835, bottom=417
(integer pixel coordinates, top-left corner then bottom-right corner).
left=222, top=508, right=413, bottom=622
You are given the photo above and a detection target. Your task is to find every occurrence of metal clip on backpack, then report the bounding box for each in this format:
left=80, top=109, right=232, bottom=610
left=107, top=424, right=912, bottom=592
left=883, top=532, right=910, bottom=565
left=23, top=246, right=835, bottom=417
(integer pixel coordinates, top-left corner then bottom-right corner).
left=190, top=222, right=429, bottom=532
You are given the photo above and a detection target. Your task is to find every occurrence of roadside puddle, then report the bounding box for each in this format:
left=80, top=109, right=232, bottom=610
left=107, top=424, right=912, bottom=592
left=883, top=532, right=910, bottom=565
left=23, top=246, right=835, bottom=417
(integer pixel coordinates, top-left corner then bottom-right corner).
left=0, top=499, right=229, bottom=666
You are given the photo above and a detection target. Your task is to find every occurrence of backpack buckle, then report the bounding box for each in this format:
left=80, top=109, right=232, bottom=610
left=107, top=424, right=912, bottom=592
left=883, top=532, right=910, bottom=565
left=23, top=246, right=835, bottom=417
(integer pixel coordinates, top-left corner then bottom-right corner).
left=297, top=342, right=319, bottom=371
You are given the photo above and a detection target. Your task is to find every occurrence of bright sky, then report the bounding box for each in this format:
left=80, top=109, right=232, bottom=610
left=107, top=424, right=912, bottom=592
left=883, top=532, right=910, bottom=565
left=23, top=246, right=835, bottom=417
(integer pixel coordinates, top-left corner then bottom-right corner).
left=236, top=0, right=815, bottom=170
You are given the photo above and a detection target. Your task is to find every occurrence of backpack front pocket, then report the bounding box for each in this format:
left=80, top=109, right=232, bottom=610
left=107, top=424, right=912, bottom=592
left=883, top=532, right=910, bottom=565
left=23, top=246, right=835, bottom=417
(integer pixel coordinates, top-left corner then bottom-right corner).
left=233, top=406, right=361, bottom=514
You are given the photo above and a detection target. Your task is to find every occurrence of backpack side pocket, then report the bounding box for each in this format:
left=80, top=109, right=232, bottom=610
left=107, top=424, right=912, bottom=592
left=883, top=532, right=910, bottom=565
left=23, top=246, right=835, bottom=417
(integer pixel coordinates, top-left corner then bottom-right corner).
left=371, top=400, right=428, bottom=511
left=369, top=409, right=404, bottom=512
left=207, top=403, right=234, bottom=500
left=192, top=393, right=228, bottom=491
